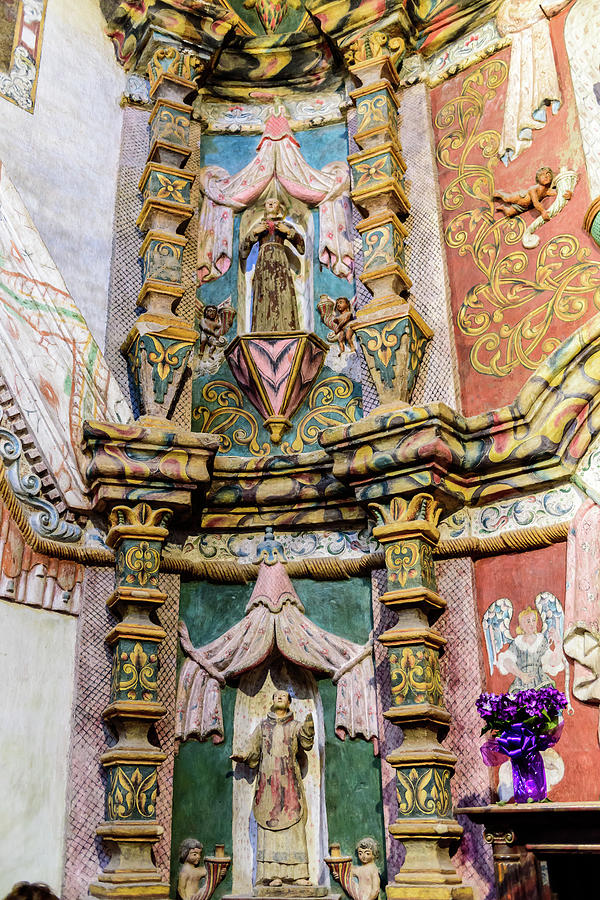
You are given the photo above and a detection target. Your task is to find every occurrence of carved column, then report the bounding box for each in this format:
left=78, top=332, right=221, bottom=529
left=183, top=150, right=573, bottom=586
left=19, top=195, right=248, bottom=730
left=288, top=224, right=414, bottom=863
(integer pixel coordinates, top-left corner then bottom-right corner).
left=90, top=500, right=172, bottom=900
left=345, top=34, right=432, bottom=409
left=369, top=492, right=472, bottom=900
left=122, top=47, right=206, bottom=424
left=84, top=421, right=220, bottom=899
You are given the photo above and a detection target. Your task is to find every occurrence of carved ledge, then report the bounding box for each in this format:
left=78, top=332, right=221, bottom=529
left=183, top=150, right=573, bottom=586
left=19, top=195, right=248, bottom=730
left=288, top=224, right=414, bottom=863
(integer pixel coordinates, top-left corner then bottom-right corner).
left=83, top=420, right=220, bottom=513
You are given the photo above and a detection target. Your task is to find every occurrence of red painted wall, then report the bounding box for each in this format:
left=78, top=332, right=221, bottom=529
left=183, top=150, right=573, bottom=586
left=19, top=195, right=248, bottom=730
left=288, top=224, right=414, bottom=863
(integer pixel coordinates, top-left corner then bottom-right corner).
left=431, top=10, right=600, bottom=416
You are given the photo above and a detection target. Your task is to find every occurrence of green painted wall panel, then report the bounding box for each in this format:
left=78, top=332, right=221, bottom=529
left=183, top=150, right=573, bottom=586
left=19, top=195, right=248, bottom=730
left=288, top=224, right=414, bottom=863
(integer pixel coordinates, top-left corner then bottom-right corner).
left=170, top=575, right=384, bottom=895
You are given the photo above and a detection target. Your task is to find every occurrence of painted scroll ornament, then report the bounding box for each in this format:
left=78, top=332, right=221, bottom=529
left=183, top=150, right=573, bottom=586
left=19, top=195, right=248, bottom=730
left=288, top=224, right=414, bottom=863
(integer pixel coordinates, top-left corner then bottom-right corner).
left=522, top=168, right=578, bottom=249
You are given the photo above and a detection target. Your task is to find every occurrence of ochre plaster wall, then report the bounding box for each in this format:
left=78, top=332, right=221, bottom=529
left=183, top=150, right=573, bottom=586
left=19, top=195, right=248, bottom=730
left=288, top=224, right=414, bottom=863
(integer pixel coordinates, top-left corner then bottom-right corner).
left=0, top=0, right=126, bottom=348
left=0, top=600, right=77, bottom=894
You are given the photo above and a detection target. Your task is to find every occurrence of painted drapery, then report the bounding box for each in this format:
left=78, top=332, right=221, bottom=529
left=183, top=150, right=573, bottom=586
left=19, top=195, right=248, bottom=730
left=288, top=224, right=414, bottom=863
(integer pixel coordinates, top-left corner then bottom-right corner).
left=175, top=561, right=378, bottom=746
left=0, top=163, right=131, bottom=509
left=196, top=112, right=353, bottom=286
left=496, top=0, right=571, bottom=163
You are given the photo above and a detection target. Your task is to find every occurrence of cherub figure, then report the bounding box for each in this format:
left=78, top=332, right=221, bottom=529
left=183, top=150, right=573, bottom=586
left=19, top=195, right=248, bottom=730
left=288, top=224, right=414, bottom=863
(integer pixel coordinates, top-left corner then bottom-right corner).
left=177, top=839, right=207, bottom=900
left=493, top=167, right=566, bottom=221
left=317, top=294, right=356, bottom=355
left=197, top=298, right=235, bottom=361
left=482, top=592, right=566, bottom=693
left=351, top=838, right=380, bottom=900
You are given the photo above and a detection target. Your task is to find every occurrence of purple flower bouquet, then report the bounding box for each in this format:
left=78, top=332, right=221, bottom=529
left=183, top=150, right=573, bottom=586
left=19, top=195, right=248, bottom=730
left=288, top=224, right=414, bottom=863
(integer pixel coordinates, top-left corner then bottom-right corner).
left=476, top=687, right=568, bottom=803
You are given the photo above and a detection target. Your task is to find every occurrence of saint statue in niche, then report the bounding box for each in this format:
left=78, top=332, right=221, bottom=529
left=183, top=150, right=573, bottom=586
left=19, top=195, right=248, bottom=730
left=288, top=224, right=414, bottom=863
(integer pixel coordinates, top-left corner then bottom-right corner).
left=231, top=690, right=315, bottom=887
left=239, top=197, right=305, bottom=333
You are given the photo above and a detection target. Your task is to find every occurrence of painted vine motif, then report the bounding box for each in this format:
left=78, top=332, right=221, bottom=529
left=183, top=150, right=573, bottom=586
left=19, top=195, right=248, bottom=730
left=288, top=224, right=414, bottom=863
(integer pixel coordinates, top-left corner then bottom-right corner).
left=192, top=375, right=361, bottom=456
left=435, top=59, right=600, bottom=379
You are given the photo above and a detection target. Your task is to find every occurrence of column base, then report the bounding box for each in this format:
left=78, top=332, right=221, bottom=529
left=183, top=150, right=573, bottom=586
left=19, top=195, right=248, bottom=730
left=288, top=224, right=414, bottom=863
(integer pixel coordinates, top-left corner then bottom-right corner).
left=387, top=886, right=473, bottom=900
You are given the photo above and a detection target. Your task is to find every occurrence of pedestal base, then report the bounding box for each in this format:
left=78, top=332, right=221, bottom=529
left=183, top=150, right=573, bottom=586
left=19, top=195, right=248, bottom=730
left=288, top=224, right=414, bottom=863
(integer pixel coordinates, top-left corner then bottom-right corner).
left=225, top=890, right=335, bottom=900
left=387, top=887, right=473, bottom=900
left=89, top=883, right=170, bottom=900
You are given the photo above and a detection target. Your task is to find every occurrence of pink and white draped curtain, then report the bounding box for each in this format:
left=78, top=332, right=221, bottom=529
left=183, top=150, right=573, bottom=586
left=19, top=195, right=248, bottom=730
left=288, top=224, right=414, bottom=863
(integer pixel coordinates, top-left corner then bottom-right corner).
left=175, top=561, right=378, bottom=748
left=197, top=113, right=354, bottom=285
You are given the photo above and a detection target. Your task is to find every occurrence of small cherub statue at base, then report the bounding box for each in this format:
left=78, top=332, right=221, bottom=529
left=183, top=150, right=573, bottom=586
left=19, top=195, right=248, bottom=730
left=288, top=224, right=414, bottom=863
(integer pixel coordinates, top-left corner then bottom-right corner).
left=177, top=839, right=207, bottom=900
left=493, top=166, right=564, bottom=221
left=351, top=838, right=380, bottom=900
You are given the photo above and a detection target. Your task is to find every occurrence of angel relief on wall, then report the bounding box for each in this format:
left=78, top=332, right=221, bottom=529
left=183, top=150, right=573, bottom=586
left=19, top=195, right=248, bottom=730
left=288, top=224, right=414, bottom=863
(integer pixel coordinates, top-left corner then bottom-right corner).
left=482, top=592, right=570, bottom=798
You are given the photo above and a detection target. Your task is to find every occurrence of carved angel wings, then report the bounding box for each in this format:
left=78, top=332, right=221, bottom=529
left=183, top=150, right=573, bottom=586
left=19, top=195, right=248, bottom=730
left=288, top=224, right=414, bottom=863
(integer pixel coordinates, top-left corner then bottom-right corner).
left=482, top=592, right=565, bottom=676
left=317, top=294, right=355, bottom=342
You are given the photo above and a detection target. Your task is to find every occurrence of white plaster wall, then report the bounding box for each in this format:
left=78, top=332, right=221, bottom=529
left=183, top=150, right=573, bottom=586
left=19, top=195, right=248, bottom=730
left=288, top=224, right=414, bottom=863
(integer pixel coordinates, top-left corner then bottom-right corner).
left=0, top=0, right=126, bottom=348
left=0, top=600, right=77, bottom=895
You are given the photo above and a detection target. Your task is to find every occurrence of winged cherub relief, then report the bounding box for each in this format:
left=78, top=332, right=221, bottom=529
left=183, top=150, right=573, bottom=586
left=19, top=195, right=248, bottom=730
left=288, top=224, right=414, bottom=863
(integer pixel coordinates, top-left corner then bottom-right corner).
left=482, top=592, right=570, bottom=799
left=482, top=592, right=567, bottom=693
left=317, top=294, right=356, bottom=355
left=196, top=297, right=236, bottom=375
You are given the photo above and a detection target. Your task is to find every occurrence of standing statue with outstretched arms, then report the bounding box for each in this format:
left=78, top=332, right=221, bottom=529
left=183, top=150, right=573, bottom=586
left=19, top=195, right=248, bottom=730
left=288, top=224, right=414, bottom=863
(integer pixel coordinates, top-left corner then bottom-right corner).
left=231, top=690, right=315, bottom=887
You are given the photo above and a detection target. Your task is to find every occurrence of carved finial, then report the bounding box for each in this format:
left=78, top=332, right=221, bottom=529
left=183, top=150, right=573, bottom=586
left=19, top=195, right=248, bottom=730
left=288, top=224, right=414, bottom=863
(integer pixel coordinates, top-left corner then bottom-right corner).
left=255, top=526, right=286, bottom=565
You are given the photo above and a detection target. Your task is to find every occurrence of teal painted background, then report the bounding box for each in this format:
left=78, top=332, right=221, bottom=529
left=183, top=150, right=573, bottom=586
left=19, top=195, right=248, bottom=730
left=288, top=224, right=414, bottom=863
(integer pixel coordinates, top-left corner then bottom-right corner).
left=192, top=121, right=362, bottom=456
left=170, top=575, right=385, bottom=897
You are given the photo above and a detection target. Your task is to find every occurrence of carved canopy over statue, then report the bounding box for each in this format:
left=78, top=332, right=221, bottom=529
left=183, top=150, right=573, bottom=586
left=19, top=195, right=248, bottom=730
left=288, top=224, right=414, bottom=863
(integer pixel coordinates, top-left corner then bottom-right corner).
left=175, top=560, right=378, bottom=746
left=196, top=108, right=353, bottom=292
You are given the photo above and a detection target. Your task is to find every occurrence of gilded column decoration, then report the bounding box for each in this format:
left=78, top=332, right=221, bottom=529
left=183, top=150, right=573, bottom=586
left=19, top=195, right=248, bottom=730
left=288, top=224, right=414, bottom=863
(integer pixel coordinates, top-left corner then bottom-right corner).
left=90, top=501, right=172, bottom=900
left=368, top=493, right=473, bottom=900
left=83, top=422, right=220, bottom=899
left=345, top=33, right=432, bottom=411
left=122, top=46, right=207, bottom=424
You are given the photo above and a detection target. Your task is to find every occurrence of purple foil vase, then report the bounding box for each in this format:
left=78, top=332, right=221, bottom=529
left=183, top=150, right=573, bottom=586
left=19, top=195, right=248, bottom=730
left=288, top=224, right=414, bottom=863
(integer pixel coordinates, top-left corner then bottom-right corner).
left=511, top=749, right=547, bottom=803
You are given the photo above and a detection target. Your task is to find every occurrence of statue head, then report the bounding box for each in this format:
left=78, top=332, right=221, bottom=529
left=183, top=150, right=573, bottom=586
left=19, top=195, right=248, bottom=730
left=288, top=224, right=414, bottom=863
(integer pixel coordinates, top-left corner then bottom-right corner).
left=536, top=166, right=554, bottom=187
left=179, top=838, right=204, bottom=866
left=335, top=297, right=350, bottom=312
left=264, top=197, right=286, bottom=218
left=356, top=837, right=380, bottom=865
left=204, top=305, right=218, bottom=321
left=271, top=689, right=292, bottom=713
left=4, top=885, right=60, bottom=900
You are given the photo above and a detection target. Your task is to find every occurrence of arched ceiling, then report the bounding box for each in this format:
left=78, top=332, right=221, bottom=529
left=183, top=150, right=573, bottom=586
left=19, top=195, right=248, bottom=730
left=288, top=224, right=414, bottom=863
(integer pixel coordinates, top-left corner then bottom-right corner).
left=102, top=0, right=503, bottom=94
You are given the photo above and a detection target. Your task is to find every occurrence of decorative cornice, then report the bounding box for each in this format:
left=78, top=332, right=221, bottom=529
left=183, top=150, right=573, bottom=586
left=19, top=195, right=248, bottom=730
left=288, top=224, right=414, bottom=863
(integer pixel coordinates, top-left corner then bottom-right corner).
left=320, top=314, right=600, bottom=509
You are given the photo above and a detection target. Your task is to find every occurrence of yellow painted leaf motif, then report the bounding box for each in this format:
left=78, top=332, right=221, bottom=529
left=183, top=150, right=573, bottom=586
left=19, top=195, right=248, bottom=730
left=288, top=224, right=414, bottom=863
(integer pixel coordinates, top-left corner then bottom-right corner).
left=388, top=540, right=419, bottom=587
left=137, top=768, right=158, bottom=817
left=155, top=171, right=188, bottom=202
left=124, top=541, right=160, bottom=587
left=396, top=768, right=417, bottom=815
left=416, top=768, right=436, bottom=815
left=108, top=767, right=135, bottom=819
left=435, top=58, right=600, bottom=377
